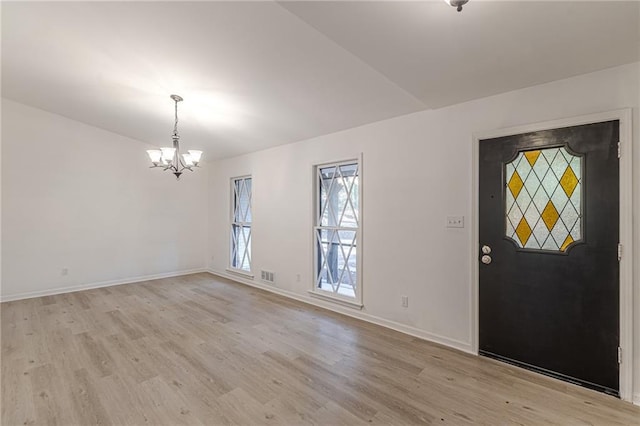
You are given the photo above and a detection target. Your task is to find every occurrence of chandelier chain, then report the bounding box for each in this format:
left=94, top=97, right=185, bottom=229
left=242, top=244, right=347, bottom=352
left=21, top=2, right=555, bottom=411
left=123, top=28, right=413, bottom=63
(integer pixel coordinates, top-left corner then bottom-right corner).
left=173, top=98, right=179, bottom=138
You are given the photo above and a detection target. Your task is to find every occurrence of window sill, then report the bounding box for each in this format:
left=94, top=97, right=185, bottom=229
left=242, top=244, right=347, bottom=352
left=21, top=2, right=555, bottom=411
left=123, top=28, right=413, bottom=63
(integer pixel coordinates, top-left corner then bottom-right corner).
left=226, top=268, right=254, bottom=279
left=308, top=290, right=363, bottom=310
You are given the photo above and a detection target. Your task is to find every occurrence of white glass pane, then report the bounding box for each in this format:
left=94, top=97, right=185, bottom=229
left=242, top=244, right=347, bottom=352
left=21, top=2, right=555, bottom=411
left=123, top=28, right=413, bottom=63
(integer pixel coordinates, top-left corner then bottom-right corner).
left=560, top=202, right=579, bottom=231
left=241, top=227, right=251, bottom=270
left=523, top=202, right=540, bottom=231
left=551, top=151, right=569, bottom=180
left=506, top=163, right=514, bottom=180
left=531, top=186, right=549, bottom=212
left=550, top=187, right=569, bottom=214
left=523, top=172, right=540, bottom=198
left=231, top=225, right=241, bottom=268
left=242, top=178, right=252, bottom=223
left=531, top=220, right=549, bottom=247
left=532, top=153, right=550, bottom=180
left=319, top=167, right=338, bottom=227
left=541, top=233, right=558, bottom=250
left=515, top=156, right=531, bottom=181
left=540, top=169, right=558, bottom=198
left=505, top=189, right=515, bottom=213
left=550, top=223, right=568, bottom=247
left=337, top=230, right=357, bottom=286
left=506, top=203, right=524, bottom=233
left=339, top=176, right=359, bottom=228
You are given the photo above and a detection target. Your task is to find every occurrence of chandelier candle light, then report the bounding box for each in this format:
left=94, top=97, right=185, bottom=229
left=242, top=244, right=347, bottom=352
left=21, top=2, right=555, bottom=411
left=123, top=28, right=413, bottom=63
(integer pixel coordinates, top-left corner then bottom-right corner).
left=146, top=94, right=203, bottom=180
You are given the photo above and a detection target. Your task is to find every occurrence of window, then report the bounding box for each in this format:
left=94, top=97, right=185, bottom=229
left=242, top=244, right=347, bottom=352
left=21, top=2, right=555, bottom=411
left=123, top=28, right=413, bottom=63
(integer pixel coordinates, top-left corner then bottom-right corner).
left=231, top=176, right=252, bottom=272
left=505, top=147, right=582, bottom=252
left=314, top=160, right=360, bottom=304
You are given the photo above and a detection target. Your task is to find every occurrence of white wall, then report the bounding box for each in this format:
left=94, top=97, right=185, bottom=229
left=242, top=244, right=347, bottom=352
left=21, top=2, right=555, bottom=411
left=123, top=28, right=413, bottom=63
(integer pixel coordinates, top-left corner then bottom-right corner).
left=207, top=63, right=640, bottom=402
left=1, top=99, right=208, bottom=300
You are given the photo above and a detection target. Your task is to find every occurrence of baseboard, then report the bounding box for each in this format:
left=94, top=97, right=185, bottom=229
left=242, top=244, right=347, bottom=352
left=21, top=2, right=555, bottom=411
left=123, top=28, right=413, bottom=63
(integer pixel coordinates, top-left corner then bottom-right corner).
left=0, top=268, right=208, bottom=302
left=207, top=268, right=473, bottom=355
left=634, top=392, right=640, bottom=406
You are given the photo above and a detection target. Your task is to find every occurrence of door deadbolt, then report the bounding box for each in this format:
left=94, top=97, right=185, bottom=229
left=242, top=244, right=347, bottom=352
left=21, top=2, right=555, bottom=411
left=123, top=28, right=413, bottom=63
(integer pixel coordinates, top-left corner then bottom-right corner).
left=481, top=255, right=492, bottom=265
left=482, top=245, right=491, bottom=254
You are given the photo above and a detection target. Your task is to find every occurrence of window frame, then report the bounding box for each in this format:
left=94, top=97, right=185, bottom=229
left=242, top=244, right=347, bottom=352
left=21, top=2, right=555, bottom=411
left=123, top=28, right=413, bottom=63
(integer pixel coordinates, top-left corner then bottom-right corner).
left=310, top=156, right=363, bottom=308
left=229, top=175, right=253, bottom=277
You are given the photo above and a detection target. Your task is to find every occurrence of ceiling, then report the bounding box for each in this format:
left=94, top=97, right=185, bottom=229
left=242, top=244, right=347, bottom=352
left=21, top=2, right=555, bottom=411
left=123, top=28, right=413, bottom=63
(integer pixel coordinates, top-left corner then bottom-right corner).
left=2, top=1, right=639, bottom=160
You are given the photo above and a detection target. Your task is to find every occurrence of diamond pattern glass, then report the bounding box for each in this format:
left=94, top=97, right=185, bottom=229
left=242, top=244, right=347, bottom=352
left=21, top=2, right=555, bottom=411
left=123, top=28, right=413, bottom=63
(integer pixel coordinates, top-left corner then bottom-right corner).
left=316, top=162, right=359, bottom=299
left=231, top=177, right=252, bottom=271
left=505, top=147, right=582, bottom=252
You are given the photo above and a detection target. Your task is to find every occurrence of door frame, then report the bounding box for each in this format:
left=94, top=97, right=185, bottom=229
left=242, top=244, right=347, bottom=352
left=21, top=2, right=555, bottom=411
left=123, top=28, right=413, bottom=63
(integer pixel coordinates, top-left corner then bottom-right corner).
left=471, top=109, right=633, bottom=402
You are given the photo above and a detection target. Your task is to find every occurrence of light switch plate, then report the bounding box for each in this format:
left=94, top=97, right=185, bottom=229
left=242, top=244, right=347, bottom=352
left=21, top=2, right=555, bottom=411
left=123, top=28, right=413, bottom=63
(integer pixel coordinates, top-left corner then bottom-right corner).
left=446, top=216, right=464, bottom=228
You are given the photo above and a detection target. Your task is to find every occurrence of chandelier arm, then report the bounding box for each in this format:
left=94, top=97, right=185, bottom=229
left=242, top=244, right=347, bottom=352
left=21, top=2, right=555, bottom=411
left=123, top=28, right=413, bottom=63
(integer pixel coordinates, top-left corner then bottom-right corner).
left=177, top=159, right=193, bottom=172
left=175, top=143, right=194, bottom=172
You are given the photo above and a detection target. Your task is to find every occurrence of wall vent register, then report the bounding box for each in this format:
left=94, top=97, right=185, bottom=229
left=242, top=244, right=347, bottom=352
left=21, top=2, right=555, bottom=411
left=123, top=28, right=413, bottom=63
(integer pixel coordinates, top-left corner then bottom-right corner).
left=261, top=270, right=274, bottom=283
left=505, top=147, right=582, bottom=252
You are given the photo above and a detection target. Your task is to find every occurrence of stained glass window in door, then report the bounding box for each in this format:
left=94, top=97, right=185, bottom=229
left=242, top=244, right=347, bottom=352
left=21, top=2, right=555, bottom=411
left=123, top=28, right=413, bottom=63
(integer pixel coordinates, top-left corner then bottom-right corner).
left=505, top=147, right=581, bottom=252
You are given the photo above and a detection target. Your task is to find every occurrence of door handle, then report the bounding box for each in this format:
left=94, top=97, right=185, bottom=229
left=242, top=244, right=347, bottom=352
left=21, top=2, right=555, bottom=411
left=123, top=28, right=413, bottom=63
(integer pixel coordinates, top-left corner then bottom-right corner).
left=482, top=245, right=491, bottom=254
left=481, top=255, right=492, bottom=265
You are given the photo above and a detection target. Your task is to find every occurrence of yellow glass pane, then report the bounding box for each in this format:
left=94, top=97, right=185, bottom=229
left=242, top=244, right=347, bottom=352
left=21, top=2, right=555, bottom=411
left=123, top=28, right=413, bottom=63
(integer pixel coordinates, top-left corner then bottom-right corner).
left=508, top=170, right=524, bottom=198
left=541, top=201, right=560, bottom=231
left=515, top=217, right=532, bottom=246
left=560, top=165, right=579, bottom=197
left=560, top=234, right=574, bottom=251
left=524, top=150, right=541, bottom=166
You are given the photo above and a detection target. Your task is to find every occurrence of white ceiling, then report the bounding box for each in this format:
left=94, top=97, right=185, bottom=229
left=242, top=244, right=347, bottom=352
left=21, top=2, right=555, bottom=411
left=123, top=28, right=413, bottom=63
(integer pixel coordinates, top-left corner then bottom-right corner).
left=2, top=1, right=639, bottom=160
left=281, top=1, right=640, bottom=108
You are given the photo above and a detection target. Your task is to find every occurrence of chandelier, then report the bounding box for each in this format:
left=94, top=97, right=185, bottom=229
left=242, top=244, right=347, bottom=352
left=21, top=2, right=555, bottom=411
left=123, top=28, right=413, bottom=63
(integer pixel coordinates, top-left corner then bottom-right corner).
left=146, top=94, right=203, bottom=180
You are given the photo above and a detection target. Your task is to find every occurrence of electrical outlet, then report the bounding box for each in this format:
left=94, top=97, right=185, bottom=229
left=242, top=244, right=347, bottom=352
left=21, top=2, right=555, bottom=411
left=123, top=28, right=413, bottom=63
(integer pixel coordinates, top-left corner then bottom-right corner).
left=61, top=268, right=68, bottom=276
left=401, top=295, right=409, bottom=308
left=446, top=216, right=464, bottom=228
left=296, top=274, right=301, bottom=283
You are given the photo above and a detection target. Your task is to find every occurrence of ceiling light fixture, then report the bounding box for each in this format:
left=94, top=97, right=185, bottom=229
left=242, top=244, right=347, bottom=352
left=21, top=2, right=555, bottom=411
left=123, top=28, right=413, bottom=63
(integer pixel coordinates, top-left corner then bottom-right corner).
left=444, top=0, right=468, bottom=12
left=146, top=94, right=203, bottom=180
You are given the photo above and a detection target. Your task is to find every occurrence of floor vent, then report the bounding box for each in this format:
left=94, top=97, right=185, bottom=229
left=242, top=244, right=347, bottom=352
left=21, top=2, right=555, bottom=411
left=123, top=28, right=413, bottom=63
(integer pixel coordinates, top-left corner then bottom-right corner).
left=261, top=270, right=275, bottom=283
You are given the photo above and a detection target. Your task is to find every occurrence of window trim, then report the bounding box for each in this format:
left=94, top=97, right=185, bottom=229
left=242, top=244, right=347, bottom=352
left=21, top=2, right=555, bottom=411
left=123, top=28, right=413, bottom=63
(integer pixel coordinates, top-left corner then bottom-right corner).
left=310, top=155, right=363, bottom=308
left=229, top=175, right=252, bottom=275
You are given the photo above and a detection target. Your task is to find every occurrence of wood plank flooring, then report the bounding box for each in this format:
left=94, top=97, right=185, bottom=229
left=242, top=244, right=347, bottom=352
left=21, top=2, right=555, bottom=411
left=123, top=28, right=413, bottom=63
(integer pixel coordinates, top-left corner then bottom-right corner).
left=2, top=273, right=639, bottom=425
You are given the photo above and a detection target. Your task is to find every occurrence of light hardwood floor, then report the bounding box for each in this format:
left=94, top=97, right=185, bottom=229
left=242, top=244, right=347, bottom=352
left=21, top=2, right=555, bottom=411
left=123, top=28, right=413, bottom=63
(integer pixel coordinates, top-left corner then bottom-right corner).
left=2, top=273, right=639, bottom=425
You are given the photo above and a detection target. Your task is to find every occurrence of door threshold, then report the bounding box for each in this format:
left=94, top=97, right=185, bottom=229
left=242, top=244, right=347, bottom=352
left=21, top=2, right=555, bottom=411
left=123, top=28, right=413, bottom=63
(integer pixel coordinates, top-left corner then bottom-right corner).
left=479, top=350, right=619, bottom=398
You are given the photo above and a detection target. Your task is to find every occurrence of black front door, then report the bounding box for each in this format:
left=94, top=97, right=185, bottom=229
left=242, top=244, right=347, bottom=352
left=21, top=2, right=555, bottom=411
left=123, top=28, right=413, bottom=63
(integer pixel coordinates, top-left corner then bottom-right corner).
left=478, top=120, right=620, bottom=396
